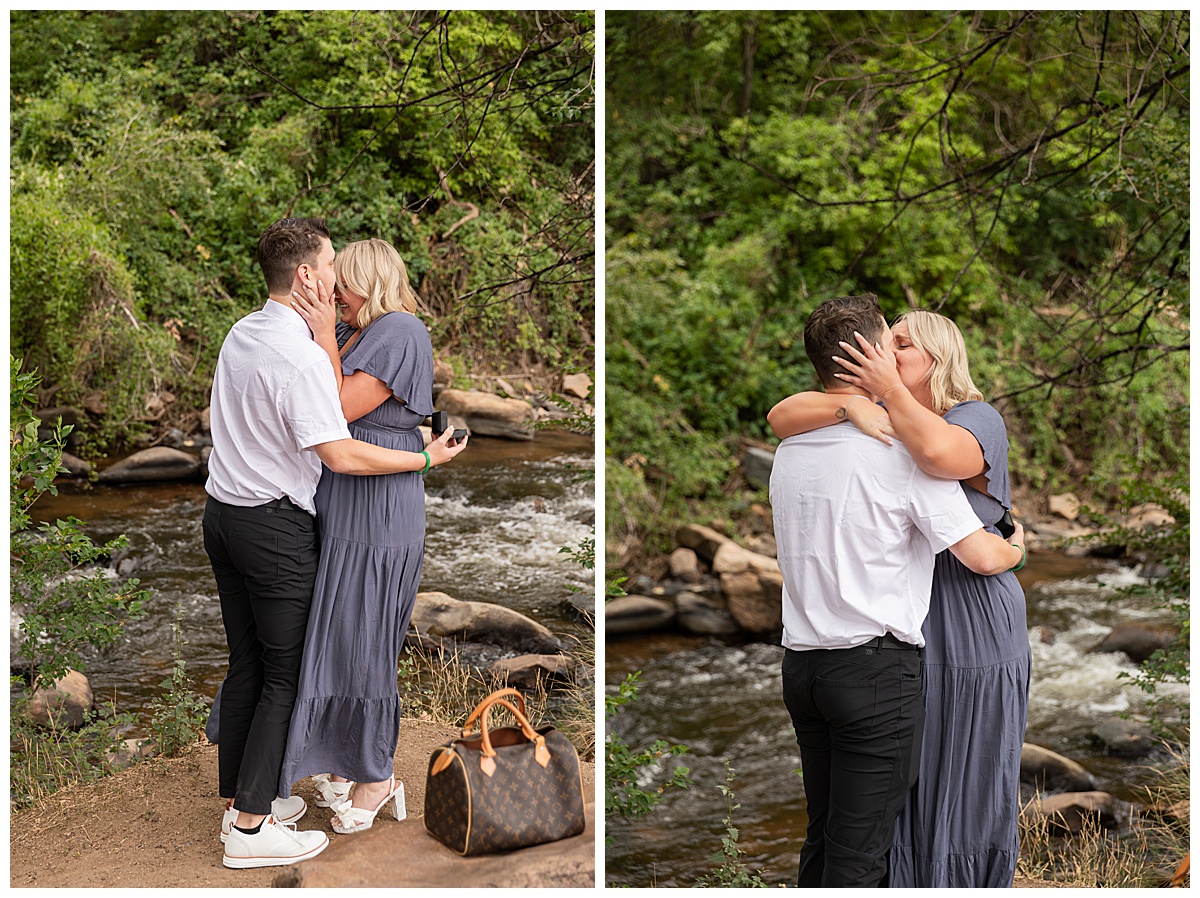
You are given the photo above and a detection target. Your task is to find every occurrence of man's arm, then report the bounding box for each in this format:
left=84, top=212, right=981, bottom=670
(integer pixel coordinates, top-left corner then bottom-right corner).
left=314, top=426, right=466, bottom=475
left=948, top=521, right=1025, bottom=576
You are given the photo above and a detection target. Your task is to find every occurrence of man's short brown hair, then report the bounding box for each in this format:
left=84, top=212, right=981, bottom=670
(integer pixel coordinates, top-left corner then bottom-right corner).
left=803, top=293, right=886, bottom=387
left=256, top=218, right=331, bottom=294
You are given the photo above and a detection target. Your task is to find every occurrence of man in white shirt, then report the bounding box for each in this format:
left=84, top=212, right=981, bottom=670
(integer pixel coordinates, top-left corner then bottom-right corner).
left=204, top=217, right=466, bottom=869
left=769, top=294, right=1024, bottom=888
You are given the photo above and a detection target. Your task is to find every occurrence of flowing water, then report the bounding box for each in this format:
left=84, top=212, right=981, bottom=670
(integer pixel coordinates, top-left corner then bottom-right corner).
left=604, top=554, right=1185, bottom=887
left=24, top=432, right=595, bottom=730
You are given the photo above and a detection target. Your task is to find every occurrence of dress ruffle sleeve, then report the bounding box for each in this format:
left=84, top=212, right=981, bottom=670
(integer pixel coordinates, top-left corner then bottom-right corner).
left=944, top=401, right=1011, bottom=508
left=341, top=311, right=436, bottom=417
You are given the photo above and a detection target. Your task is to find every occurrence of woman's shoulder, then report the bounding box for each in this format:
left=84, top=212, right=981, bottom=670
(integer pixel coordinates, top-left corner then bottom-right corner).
left=365, top=310, right=430, bottom=341
left=947, top=400, right=1008, bottom=436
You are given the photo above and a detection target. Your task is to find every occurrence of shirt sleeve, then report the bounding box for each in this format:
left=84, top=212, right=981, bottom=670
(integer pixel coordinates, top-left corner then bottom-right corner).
left=906, top=466, right=987, bottom=554
left=280, top=359, right=352, bottom=450
left=342, top=312, right=436, bottom=416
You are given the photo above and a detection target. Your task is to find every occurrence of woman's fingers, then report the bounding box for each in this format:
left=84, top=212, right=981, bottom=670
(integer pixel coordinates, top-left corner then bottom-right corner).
left=837, top=338, right=869, bottom=362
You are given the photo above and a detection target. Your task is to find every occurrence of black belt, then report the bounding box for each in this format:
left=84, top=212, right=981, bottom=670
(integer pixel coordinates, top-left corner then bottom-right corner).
left=262, top=494, right=305, bottom=513
left=864, top=633, right=920, bottom=651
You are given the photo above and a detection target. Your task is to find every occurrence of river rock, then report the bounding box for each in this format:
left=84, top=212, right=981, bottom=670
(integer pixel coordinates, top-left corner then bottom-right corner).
left=562, top=373, right=591, bottom=400
left=28, top=670, right=93, bottom=729
left=675, top=591, right=740, bottom=635
left=1089, top=620, right=1177, bottom=663
left=1124, top=503, right=1175, bottom=529
left=742, top=446, right=775, bottom=491
left=668, top=548, right=702, bottom=583
left=675, top=524, right=732, bottom=563
left=97, top=447, right=201, bottom=484
left=1048, top=493, right=1081, bottom=521
left=433, top=358, right=455, bottom=387
left=58, top=452, right=92, bottom=477
left=434, top=389, right=534, bottom=440
left=1025, top=791, right=1125, bottom=833
left=712, top=542, right=783, bottom=635
left=105, top=736, right=154, bottom=772
left=487, top=653, right=571, bottom=688
left=562, top=591, right=594, bottom=624
left=36, top=406, right=85, bottom=429
left=199, top=406, right=211, bottom=432
left=144, top=390, right=176, bottom=420
left=1020, top=742, right=1098, bottom=792
left=747, top=533, right=777, bottom=558
left=1092, top=716, right=1157, bottom=757
left=409, top=592, right=561, bottom=654
left=605, top=595, right=675, bottom=635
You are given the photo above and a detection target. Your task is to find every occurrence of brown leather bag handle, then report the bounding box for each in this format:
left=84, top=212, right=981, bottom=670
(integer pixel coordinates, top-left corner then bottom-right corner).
left=462, top=687, right=527, bottom=736
left=477, top=697, right=550, bottom=776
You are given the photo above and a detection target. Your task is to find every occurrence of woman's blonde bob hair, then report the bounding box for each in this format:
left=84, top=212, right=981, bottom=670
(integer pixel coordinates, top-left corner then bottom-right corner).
left=893, top=310, right=984, bottom=414
left=334, top=238, right=419, bottom=328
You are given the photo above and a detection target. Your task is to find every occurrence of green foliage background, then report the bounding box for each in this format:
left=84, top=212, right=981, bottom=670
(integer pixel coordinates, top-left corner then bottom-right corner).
left=11, top=10, right=594, bottom=451
left=605, top=11, right=1189, bottom=568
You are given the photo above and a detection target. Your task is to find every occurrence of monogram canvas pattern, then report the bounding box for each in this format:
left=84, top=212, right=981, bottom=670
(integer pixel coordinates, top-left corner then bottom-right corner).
left=424, top=723, right=586, bottom=856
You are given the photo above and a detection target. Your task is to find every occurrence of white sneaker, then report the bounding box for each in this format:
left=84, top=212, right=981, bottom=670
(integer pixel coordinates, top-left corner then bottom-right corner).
left=222, top=814, right=328, bottom=869
left=220, top=795, right=307, bottom=843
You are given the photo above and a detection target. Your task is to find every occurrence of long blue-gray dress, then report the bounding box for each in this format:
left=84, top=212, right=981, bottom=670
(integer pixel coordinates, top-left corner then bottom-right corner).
left=277, top=311, right=435, bottom=794
left=888, top=401, right=1031, bottom=888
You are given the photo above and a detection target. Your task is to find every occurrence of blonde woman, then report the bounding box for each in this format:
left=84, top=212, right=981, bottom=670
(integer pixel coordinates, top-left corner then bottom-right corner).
left=281, top=238, right=465, bottom=833
left=767, top=310, right=1030, bottom=888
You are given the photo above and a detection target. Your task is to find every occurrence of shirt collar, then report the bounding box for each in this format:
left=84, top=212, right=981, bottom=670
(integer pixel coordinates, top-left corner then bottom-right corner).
left=259, top=298, right=313, bottom=336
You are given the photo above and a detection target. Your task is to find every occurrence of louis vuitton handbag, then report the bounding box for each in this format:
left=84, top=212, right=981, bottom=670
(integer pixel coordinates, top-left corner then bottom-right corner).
left=423, top=687, right=586, bottom=856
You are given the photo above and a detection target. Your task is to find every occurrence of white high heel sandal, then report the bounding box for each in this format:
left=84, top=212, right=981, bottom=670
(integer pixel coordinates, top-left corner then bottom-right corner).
left=330, top=776, right=406, bottom=834
left=311, top=773, right=353, bottom=808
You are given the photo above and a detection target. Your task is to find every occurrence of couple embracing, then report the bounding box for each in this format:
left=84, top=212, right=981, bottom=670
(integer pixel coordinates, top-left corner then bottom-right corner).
left=769, top=293, right=1031, bottom=888
left=204, top=217, right=468, bottom=869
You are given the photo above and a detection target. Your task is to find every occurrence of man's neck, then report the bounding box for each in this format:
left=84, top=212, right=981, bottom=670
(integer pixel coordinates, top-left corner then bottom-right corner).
left=266, top=293, right=292, bottom=306
left=825, top=386, right=874, bottom=401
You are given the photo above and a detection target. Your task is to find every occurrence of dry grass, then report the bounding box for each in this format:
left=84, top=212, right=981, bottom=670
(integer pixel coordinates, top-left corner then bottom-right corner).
left=397, top=637, right=596, bottom=760
left=1017, top=743, right=1189, bottom=888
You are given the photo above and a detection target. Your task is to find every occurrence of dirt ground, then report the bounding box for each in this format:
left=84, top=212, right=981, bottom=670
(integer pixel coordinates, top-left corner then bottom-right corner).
left=5, top=722, right=1095, bottom=889
left=10, top=719, right=595, bottom=888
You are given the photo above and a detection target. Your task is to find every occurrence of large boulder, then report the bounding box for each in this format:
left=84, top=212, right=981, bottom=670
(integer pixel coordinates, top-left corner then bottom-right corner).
left=435, top=389, right=534, bottom=441
left=712, top=542, right=783, bottom=635
left=561, top=373, right=591, bottom=400
left=58, top=452, right=92, bottom=478
left=675, top=591, right=740, bottom=636
left=28, top=670, right=93, bottom=729
left=1124, top=503, right=1175, bottom=529
left=487, top=653, right=571, bottom=689
left=1089, top=620, right=1177, bottom=664
left=1092, top=716, right=1157, bottom=757
left=742, top=447, right=776, bottom=491
left=605, top=596, right=676, bottom=635
left=668, top=547, right=702, bottom=584
left=675, top=524, right=732, bottom=563
left=1020, top=743, right=1097, bottom=792
left=97, top=447, right=201, bottom=484
left=409, top=592, right=561, bottom=654
left=1024, top=791, right=1125, bottom=833
left=1048, top=493, right=1081, bottom=522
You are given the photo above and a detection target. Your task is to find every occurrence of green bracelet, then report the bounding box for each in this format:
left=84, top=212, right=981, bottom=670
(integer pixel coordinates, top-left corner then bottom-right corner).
left=420, top=450, right=431, bottom=474
left=1010, top=543, right=1026, bottom=571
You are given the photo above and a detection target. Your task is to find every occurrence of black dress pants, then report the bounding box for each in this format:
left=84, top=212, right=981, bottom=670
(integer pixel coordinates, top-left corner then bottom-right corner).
left=781, top=639, right=924, bottom=888
left=203, top=497, right=318, bottom=815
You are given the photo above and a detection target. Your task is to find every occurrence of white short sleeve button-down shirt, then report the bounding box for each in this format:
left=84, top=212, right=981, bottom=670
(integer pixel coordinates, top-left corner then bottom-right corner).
left=205, top=300, right=351, bottom=515
left=770, top=424, right=984, bottom=650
